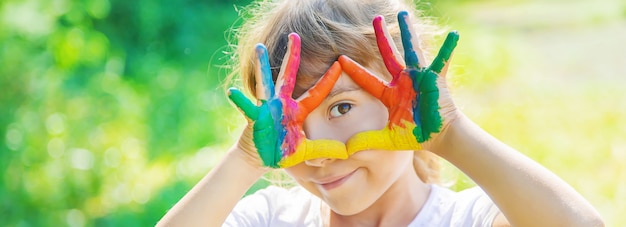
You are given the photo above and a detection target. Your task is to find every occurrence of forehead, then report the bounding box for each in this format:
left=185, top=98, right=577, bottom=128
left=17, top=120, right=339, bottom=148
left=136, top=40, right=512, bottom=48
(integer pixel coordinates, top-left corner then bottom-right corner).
left=295, top=64, right=388, bottom=100
left=326, top=73, right=362, bottom=98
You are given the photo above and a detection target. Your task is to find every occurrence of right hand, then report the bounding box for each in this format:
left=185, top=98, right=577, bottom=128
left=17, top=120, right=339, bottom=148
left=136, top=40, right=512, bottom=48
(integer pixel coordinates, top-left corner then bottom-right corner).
left=228, top=33, right=346, bottom=168
left=338, top=11, right=459, bottom=153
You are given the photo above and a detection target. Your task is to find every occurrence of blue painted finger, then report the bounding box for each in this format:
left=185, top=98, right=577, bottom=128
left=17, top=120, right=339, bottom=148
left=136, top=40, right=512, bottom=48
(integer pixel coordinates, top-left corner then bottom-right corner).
left=398, top=11, right=420, bottom=69
left=255, top=44, right=275, bottom=99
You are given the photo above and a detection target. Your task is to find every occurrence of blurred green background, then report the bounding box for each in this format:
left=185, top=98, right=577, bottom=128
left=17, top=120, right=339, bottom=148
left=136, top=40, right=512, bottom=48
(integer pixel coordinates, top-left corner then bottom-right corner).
left=0, top=0, right=624, bottom=226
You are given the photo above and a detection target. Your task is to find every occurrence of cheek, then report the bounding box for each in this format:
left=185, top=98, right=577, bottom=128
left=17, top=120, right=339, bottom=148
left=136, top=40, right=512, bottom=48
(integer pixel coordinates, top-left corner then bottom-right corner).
left=352, top=150, right=414, bottom=193
left=284, top=164, right=313, bottom=186
left=364, top=98, right=388, bottom=129
left=284, top=165, right=322, bottom=194
left=341, top=98, right=388, bottom=135
left=302, top=114, right=331, bottom=140
left=284, top=165, right=304, bottom=179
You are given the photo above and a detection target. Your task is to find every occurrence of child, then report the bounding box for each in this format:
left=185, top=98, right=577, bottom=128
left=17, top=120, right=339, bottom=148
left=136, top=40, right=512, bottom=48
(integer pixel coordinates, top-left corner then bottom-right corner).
left=157, top=0, right=604, bottom=226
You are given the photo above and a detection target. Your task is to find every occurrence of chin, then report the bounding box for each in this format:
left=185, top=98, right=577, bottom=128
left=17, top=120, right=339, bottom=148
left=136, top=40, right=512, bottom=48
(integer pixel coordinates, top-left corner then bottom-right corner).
left=325, top=195, right=373, bottom=216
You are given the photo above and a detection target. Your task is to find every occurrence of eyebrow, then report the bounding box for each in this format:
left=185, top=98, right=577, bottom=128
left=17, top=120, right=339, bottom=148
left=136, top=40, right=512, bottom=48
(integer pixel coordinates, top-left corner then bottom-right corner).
left=326, top=84, right=362, bottom=100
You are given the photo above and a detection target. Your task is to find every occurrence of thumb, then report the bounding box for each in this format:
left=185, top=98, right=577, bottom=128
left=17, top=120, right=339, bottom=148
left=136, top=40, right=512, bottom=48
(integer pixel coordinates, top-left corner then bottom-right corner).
left=429, top=31, right=459, bottom=74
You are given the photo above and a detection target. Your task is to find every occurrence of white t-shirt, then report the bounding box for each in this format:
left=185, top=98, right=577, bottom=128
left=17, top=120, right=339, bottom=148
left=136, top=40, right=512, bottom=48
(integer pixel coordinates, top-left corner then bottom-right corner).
left=224, top=184, right=501, bottom=227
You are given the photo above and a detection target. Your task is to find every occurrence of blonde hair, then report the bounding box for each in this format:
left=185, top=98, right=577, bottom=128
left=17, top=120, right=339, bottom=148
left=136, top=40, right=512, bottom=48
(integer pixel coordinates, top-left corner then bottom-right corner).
left=227, top=0, right=442, bottom=183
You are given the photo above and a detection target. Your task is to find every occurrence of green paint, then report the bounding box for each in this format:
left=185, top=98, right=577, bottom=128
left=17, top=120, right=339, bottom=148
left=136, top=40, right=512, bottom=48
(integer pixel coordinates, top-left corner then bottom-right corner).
left=417, top=31, right=459, bottom=141
left=409, top=31, right=459, bottom=142
left=228, top=88, right=258, bottom=119
left=417, top=71, right=442, bottom=142
left=252, top=103, right=281, bottom=168
left=429, top=31, right=459, bottom=73
left=227, top=87, right=282, bottom=168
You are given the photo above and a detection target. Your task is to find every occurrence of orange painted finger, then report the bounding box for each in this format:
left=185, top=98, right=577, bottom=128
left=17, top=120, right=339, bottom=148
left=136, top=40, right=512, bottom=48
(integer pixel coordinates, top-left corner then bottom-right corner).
left=338, top=55, right=388, bottom=99
left=296, top=62, right=342, bottom=122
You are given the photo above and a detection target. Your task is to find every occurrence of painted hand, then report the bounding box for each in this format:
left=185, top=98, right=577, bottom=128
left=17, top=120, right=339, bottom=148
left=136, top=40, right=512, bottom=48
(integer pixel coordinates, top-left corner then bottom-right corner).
left=228, top=33, right=347, bottom=168
left=338, top=11, right=459, bottom=152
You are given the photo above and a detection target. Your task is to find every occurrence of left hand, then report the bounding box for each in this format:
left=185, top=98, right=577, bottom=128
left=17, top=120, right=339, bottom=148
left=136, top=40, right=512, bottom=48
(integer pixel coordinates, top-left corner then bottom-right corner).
left=338, top=11, right=459, bottom=153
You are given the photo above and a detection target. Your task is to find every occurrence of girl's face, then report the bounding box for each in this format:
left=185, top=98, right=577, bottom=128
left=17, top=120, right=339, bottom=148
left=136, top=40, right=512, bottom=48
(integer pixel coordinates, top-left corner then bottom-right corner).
left=284, top=73, right=416, bottom=215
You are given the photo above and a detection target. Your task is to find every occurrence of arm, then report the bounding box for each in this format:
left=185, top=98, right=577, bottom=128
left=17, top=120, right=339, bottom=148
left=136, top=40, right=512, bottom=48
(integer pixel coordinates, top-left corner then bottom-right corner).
left=156, top=147, right=267, bottom=226
left=433, top=112, right=604, bottom=227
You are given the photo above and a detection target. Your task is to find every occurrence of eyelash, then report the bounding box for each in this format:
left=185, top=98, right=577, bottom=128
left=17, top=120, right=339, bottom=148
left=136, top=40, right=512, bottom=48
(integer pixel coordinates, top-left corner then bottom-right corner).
left=329, top=102, right=353, bottom=118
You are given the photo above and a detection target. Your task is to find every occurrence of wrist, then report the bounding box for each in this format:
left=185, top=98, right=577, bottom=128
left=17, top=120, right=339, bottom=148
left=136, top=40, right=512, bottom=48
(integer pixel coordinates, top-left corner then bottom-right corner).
left=422, top=110, right=464, bottom=155
left=427, top=111, right=488, bottom=160
left=226, top=145, right=269, bottom=176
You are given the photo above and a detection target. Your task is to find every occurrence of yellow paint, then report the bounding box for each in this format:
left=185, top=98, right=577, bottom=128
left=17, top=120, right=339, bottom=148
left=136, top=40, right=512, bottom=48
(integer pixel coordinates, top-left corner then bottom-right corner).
left=347, top=120, right=421, bottom=154
left=278, top=120, right=421, bottom=168
left=279, top=139, right=348, bottom=168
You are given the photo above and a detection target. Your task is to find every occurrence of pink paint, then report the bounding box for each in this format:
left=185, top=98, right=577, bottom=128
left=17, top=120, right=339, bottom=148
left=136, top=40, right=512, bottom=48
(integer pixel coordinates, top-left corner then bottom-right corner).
left=281, top=99, right=302, bottom=156
left=279, top=33, right=303, bottom=157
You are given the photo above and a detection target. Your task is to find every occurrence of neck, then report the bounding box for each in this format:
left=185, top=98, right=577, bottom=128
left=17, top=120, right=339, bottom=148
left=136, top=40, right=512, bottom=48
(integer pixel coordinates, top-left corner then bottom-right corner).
left=328, top=166, right=430, bottom=227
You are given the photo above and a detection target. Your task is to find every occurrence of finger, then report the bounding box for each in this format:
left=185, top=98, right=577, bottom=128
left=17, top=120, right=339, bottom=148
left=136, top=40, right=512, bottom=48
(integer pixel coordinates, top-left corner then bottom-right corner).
left=254, top=44, right=275, bottom=100
left=429, top=31, right=459, bottom=74
left=398, top=11, right=426, bottom=69
left=338, top=55, right=387, bottom=99
left=296, top=62, right=342, bottom=122
left=440, top=52, right=454, bottom=77
left=275, top=33, right=301, bottom=98
left=227, top=87, right=259, bottom=120
left=373, top=15, right=405, bottom=77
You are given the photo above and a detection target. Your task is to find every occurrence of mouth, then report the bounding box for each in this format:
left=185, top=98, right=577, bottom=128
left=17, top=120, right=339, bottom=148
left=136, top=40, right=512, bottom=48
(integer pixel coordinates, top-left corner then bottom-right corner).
left=314, top=168, right=358, bottom=191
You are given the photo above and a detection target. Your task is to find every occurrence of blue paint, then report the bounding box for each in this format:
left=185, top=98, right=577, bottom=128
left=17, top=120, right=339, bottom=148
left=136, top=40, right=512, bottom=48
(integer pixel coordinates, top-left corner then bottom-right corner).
left=256, top=44, right=275, bottom=98
left=398, top=11, right=420, bottom=68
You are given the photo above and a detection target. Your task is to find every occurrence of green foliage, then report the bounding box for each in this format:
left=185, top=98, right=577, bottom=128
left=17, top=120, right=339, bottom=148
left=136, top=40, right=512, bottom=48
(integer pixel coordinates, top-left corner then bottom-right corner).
left=1, top=0, right=250, bottom=225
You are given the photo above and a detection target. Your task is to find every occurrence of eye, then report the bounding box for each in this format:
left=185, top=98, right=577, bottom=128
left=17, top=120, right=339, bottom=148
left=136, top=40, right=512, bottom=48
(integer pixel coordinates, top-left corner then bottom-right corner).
left=329, top=103, right=352, bottom=118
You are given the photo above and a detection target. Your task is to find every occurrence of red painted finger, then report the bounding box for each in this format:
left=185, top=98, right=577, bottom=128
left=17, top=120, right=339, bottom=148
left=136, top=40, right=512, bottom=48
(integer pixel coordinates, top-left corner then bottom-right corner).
left=373, top=15, right=405, bottom=77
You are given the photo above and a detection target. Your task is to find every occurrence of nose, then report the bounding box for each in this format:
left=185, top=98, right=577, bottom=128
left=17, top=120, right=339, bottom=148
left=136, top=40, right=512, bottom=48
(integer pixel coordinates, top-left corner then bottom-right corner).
left=304, top=157, right=334, bottom=167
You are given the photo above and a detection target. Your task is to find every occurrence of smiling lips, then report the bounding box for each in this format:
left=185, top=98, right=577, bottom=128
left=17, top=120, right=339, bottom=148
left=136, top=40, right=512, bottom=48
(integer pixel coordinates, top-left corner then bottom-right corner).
left=315, top=169, right=358, bottom=190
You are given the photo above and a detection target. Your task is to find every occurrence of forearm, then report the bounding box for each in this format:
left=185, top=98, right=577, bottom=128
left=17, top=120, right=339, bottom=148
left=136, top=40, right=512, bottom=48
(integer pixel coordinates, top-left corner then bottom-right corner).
left=436, top=113, right=603, bottom=226
left=157, top=148, right=267, bottom=227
